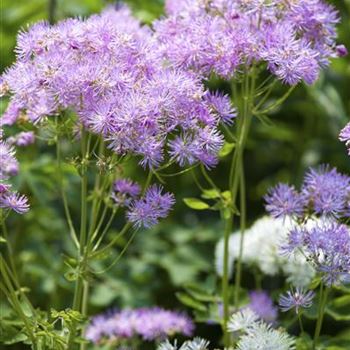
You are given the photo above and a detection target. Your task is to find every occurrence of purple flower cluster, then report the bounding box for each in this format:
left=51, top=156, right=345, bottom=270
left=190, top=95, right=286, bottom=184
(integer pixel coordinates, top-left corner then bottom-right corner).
left=264, top=184, right=306, bottom=219
left=265, top=165, right=350, bottom=219
left=279, top=288, right=315, bottom=314
left=1, top=5, right=234, bottom=169
left=0, top=134, right=29, bottom=214
left=7, top=131, right=35, bottom=147
left=111, top=179, right=141, bottom=207
left=85, top=307, right=194, bottom=344
left=127, top=185, right=175, bottom=228
left=282, top=220, right=350, bottom=285
left=155, top=0, right=344, bottom=84
left=248, top=290, right=278, bottom=324
left=266, top=164, right=350, bottom=285
left=110, top=179, right=174, bottom=228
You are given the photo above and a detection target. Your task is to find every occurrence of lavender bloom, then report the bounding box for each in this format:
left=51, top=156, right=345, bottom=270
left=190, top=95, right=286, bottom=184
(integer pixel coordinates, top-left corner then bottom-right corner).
left=85, top=307, right=194, bottom=344
left=282, top=220, right=350, bottom=286
left=302, top=165, right=350, bottom=217
left=0, top=133, right=29, bottom=214
left=8, top=131, right=35, bottom=147
left=0, top=192, right=29, bottom=214
left=339, top=123, right=350, bottom=155
left=336, top=45, right=348, bottom=57
left=264, top=184, right=306, bottom=219
left=1, top=6, right=231, bottom=169
left=111, top=179, right=141, bottom=207
left=248, top=291, right=278, bottom=324
left=127, top=185, right=175, bottom=228
left=279, top=288, right=315, bottom=314
left=204, top=91, right=237, bottom=125
left=155, top=0, right=343, bottom=84
left=0, top=141, right=19, bottom=179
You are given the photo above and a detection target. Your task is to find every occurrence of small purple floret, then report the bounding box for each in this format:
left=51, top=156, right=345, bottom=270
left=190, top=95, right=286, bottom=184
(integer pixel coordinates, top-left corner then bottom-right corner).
left=279, top=288, right=315, bottom=314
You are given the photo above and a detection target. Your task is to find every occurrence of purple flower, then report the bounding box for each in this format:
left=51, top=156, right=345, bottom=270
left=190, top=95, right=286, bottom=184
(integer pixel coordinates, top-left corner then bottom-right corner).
left=168, top=134, right=198, bottom=167
left=339, top=123, right=350, bottom=155
left=282, top=220, right=350, bottom=286
left=280, top=226, right=305, bottom=256
left=113, top=179, right=140, bottom=198
left=155, top=0, right=343, bottom=84
left=0, top=141, right=19, bottom=180
left=248, top=290, right=278, bottom=324
left=8, top=131, right=35, bottom=147
left=336, top=45, right=348, bottom=57
left=204, top=91, right=237, bottom=125
left=0, top=183, right=11, bottom=194
left=264, top=184, right=306, bottom=219
left=85, top=307, right=194, bottom=344
left=302, top=165, right=350, bottom=217
left=0, top=192, right=29, bottom=214
left=127, top=185, right=175, bottom=228
left=279, top=288, right=315, bottom=314
left=111, top=179, right=141, bottom=207
left=2, top=6, right=229, bottom=169
left=0, top=134, right=29, bottom=215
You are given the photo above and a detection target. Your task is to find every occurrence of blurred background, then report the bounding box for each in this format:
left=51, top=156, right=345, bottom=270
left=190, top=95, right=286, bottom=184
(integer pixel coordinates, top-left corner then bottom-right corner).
left=1, top=0, right=349, bottom=348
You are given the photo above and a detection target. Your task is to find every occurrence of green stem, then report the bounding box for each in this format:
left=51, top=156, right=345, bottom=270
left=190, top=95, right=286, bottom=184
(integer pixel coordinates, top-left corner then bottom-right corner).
left=87, top=139, right=105, bottom=238
left=48, top=0, right=57, bottom=24
left=80, top=281, right=89, bottom=350
left=313, top=284, right=329, bottom=349
left=0, top=256, right=37, bottom=349
left=222, top=216, right=233, bottom=346
left=56, top=127, right=79, bottom=249
left=2, top=222, right=19, bottom=283
left=298, top=312, right=304, bottom=334
left=91, top=222, right=132, bottom=258
left=1, top=224, right=36, bottom=316
left=233, top=165, right=246, bottom=308
left=94, top=230, right=138, bottom=274
left=92, top=209, right=118, bottom=252
left=222, top=68, right=256, bottom=347
left=253, top=85, right=295, bottom=115
left=67, top=129, right=90, bottom=349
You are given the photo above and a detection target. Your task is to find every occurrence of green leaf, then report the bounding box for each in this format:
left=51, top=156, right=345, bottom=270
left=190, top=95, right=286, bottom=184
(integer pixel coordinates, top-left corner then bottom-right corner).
left=326, top=307, right=350, bottom=321
left=201, top=188, right=220, bottom=199
left=183, top=283, right=218, bottom=302
left=0, top=236, right=7, bottom=243
left=221, top=191, right=231, bottom=201
left=176, top=292, right=207, bottom=312
left=309, top=276, right=321, bottom=290
left=219, top=142, right=235, bottom=157
left=329, top=295, right=350, bottom=308
left=183, top=198, right=209, bottom=210
left=295, top=333, right=312, bottom=350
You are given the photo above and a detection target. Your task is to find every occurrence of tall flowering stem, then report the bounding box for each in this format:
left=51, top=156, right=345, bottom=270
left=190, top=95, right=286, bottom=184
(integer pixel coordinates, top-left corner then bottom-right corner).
left=222, top=68, right=256, bottom=345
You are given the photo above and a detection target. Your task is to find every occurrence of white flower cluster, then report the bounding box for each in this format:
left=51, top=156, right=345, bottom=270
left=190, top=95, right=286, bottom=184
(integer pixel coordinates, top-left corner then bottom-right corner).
left=158, top=309, right=294, bottom=350
left=228, top=310, right=295, bottom=350
left=158, top=337, right=210, bottom=350
left=215, top=216, right=315, bottom=287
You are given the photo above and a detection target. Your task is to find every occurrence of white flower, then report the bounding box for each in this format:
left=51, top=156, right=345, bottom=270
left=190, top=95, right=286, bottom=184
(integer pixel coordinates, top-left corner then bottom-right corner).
left=227, top=309, right=259, bottom=333
left=215, top=216, right=315, bottom=287
left=158, top=340, right=177, bottom=350
left=236, top=322, right=295, bottom=350
left=183, top=337, right=210, bottom=350
left=158, top=338, right=210, bottom=350
left=282, top=251, right=315, bottom=287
